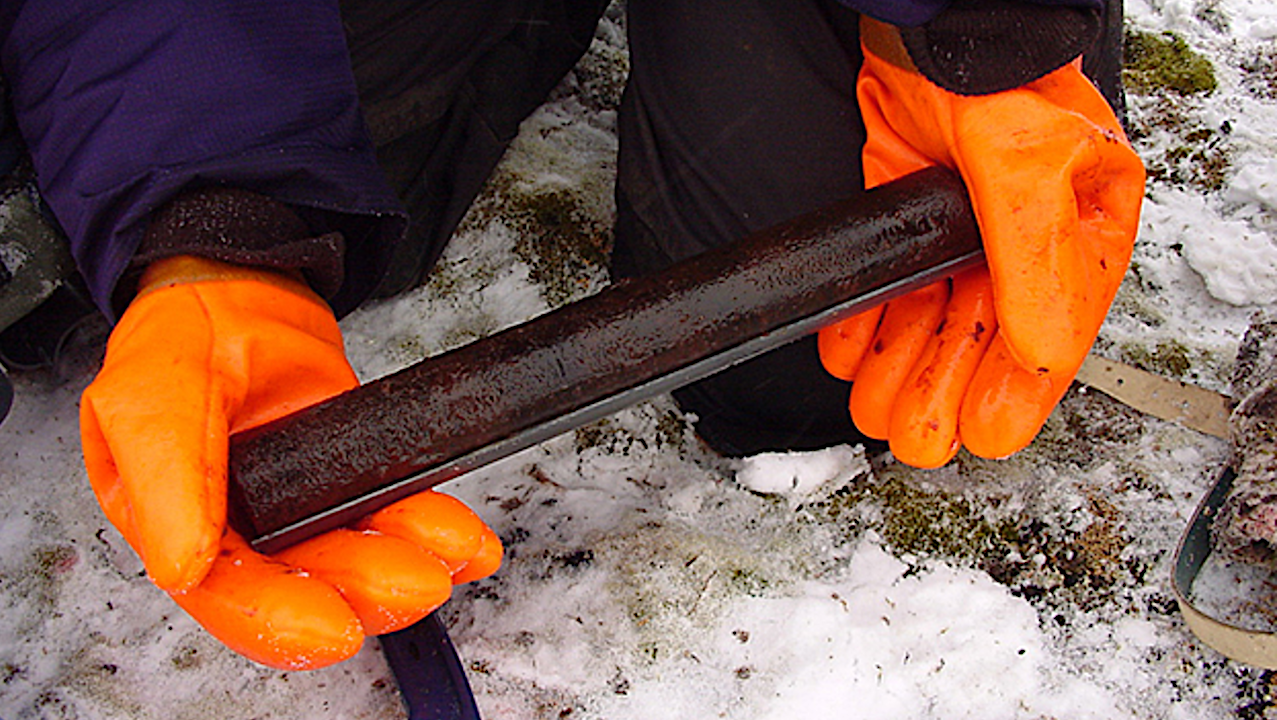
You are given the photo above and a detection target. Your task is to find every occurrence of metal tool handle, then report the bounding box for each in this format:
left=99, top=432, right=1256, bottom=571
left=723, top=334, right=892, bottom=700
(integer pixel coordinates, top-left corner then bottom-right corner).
left=382, top=614, right=482, bottom=720
left=228, top=167, right=982, bottom=553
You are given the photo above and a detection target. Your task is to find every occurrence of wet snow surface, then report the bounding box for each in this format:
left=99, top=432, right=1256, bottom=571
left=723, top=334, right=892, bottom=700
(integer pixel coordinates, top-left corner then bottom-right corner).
left=4, top=1, right=1277, bottom=718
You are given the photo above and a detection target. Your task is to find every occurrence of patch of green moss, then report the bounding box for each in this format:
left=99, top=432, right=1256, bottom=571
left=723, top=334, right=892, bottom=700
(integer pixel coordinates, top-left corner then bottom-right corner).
left=1122, top=30, right=1233, bottom=191
left=1, top=543, right=76, bottom=640
left=170, top=644, right=201, bottom=671
left=654, top=410, right=692, bottom=448
left=32, top=544, right=78, bottom=581
left=1149, top=135, right=1232, bottom=192
left=415, top=249, right=506, bottom=352
left=437, top=314, right=501, bottom=353
left=422, top=253, right=496, bottom=299
left=1060, top=390, right=1147, bottom=448
left=1019, top=383, right=1150, bottom=470
left=1125, top=95, right=1232, bottom=192
left=807, top=465, right=1131, bottom=610
left=569, top=36, right=630, bottom=113
left=459, top=172, right=612, bottom=308
left=1109, top=275, right=1167, bottom=330
left=509, top=188, right=612, bottom=307
left=1119, top=337, right=1193, bottom=378
left=810, top=473, right=1018, bottom=564
left=875, top=479, right=1019, bottom=562
left=1123, top=30, right=1218, bottom=96
left=726, top=567, right=771, bottom=597
left=573, top=407, right=690, bottom=455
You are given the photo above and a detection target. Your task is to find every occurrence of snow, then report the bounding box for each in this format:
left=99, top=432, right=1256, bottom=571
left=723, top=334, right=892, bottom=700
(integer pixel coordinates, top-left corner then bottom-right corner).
left=3, top=2, right=1277, bottom=719
left=1149, top=189, right=1277, bottom=306
left=735, top=446, right=869, bottom=500
left=719, top=547, right=1056, bottom=719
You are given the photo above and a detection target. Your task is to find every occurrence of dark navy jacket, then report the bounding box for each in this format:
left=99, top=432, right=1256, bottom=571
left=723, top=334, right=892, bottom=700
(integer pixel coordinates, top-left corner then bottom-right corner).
left=0, top=0, right=1104, bottom=320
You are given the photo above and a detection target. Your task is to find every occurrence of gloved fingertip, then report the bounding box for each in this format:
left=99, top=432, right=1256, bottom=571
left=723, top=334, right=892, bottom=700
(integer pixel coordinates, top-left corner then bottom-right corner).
left=451, top=526, right=504, bottom=585
left=132, top=512, right=225, bottom=594
left=361, top=491, right=494, bottom=572
left=889, top=435, right=960, bottom=470
left=170, top=532, right=365, bottom=671
left=958, top=338, right=1072, bottom=459
left=818, top=308, right=881, bottom=381
left=848, top=282, right=950, bottom=441
left=850, top=401, right=892, bottom=442
left=888, top=266, right=998, bottom=469
left=275, top=529, right=454, bottom=637
left=147, top=544, right=218, bottom=595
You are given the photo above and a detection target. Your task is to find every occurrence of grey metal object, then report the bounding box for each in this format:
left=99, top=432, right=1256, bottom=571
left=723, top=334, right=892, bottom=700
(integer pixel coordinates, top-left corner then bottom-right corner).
left=1169, top=467, right=1277, bottom=669
left=0, top=179, right=78, bottom=426
left=0, top=181, right=76, bottom=335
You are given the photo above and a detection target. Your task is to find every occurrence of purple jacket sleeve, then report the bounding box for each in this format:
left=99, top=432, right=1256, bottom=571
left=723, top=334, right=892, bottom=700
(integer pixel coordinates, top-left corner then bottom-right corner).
left=0, top=0, right=406, bottom=320
left=841, top=0, right=1104, bottom=27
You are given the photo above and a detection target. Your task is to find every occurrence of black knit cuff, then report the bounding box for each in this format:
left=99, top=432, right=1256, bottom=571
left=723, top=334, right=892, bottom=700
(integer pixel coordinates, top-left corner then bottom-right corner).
left=900, top=0, right=1102, bottom=95
left=125, top=186, right=346, bottom=302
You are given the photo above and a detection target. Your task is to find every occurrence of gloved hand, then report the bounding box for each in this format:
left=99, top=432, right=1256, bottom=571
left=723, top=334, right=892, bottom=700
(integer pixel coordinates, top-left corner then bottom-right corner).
left=80, top=255, right=502, bottom=670
left=819, top=17, right=1145, bottom=468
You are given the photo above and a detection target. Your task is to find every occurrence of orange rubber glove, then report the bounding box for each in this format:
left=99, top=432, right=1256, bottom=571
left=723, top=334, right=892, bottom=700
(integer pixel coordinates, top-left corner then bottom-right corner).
left=818, top=17, right=1145, bottom=467
left=80, top=256, right=502, bottom=670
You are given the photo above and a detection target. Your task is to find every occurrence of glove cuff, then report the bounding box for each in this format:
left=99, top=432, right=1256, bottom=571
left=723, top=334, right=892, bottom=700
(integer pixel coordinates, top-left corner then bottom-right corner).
left=137, top=255, right=325, bottom=307
left=863, top=0, right=1102, bottom=96
left=118, top=186, right=347, bottom=311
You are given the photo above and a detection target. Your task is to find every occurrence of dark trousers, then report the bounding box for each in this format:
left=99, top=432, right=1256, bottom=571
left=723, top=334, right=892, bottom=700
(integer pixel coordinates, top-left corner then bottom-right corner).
left=342, top=0, right=1126, bottom=457
left=342, top=0, right=612, bottom=296
left=614, top=0, right=871, bottom=455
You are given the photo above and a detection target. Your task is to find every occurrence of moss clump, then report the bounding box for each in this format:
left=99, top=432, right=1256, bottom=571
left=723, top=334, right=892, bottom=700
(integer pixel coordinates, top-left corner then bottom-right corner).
left=508, top=187, right=612, bottom=307
left=1124, top=30, right=1218, bottom=96
left=727, top=567, right=771, bottom=597
left=810, top=472, right=1019, bottom=564
left=421, top=250, right=502, bottom=299
left=1068, top=514, right=1128, bottom=588
left=1120, top=337, right=1193, bottom=378
left=462, top=175, right=612, bottom=309
left=1108, top=275, right=1168, bottom=330
left=568, top=36, right=630, bottom=113
left=807, top=466, right=1132, bottom=609
left=877, top=478, right=1020, bottom=563
left=1127, top=101, right=1233, bottom=192
left=170, top=644, right=201, bottom=671
left=1161, top=139, right=1232, bottom=192
left=1122, top=31, right=1231, bottom=193
left=574, top=407, right=690, bottom=455
left=1048, top=390, right=1147, bottom=464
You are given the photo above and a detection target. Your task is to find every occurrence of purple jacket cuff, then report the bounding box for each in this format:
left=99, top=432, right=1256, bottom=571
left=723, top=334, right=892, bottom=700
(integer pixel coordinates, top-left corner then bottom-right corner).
left=1, top=0, right=406, bottom=321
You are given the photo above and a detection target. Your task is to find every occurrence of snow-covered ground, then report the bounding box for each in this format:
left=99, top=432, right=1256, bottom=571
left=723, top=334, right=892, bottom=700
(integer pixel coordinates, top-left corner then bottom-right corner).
left=3, top=1, right=1277, bottom=718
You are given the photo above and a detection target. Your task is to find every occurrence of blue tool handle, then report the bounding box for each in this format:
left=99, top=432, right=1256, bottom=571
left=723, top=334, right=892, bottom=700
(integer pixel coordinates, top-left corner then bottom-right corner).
left=381, top=614, right=482, bottom=720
